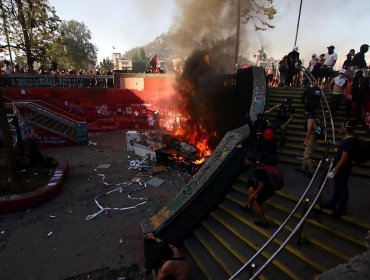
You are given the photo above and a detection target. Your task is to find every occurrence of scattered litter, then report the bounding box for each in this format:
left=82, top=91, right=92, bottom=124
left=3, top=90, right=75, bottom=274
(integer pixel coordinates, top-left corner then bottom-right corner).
left=146, top=177, right=165, bottom=187
left=119, top=238, right=124, bottom=245
left=152, top=165, right=167, bottom=173
left=88, top=141, right=97, bottom=146
left=97, top=164, right=111, bottom=169
left=49, top=215, right=56, bottom=218
left=86, top=180, right=148, bottom=221
left=0, top=231, right=5, bottom=234
left=116, top=277, right=125, bottom=280
left=130, top=177, right=142, bottom=183
left=47, top=231, right=53, bottom=237
left=128, top=156, right=152, bottom=169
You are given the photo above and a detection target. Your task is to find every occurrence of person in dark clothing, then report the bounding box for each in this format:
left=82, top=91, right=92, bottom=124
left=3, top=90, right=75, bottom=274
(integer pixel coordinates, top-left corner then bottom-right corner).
left=321, top=120, right=358, bottom=217
left=342, top=49, right=356, bottom=69
left=266, top=98, right=295, bottom=147
left=242, top=112, right=270, bottom=160
left=258, top=128, right=278, bottom=165
left=145, top=233, right=191, bottom=280
left=351, top=44, right=369, bottom=69
left=284, top=46, right=300, bottom=88
left=351, top=70, right=368, bottom=122
left=245, top=155, right=276, bottom=228
left=302, top=82, right=322, bottom=115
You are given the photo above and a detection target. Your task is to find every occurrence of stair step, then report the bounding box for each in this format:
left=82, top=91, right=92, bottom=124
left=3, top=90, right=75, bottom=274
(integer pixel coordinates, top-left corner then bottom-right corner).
left=217, top=200, right=320, bottom=278
left=183, top=236, right=229, bottom=279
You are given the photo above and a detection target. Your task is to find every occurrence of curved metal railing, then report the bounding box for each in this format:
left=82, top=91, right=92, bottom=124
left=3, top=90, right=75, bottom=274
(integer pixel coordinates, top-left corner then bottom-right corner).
left=229, top=66, right=336, bottom=279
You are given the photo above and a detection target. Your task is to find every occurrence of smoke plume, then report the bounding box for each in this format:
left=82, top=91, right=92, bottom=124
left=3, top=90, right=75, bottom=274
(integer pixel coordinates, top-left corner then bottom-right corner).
left=170, top=0, right=240, bottom=71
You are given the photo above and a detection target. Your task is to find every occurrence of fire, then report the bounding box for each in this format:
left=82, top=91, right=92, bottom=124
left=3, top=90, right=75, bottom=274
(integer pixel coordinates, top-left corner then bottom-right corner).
left=173, top=127, right=214, bottom=165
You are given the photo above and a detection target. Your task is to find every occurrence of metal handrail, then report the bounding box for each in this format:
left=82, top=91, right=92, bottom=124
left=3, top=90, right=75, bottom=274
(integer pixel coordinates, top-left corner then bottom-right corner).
left=229, top=66, right=336, bottom=280
left=249, top=162, right=333, bottom=280
left=229, top=159, right=324, bottom=280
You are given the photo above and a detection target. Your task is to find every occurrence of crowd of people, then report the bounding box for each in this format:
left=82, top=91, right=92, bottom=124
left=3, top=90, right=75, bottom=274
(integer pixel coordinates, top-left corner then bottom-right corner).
left=0, top=60, right=114, bottom=76
left=239, top=43, right=369, bottom=226
left=266, top=43, right=369, bottom=89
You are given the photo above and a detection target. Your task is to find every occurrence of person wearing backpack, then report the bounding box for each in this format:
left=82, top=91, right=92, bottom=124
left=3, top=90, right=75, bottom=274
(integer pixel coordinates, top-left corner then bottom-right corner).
left=296, top=111, right=318, bottom=177
left=321, top=120, right=358, bottom=218
left=244, top=153, right=282, bottom=228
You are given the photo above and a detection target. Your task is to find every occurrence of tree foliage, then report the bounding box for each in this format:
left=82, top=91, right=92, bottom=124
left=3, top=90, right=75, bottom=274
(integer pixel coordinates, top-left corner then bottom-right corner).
left=49, top=20, right=97, bottom=71
left=131, top=47, right=148, bottom=73
left=0, top=0, right=60, bottom=70
left=240, top=0, right=276, bottom=31
left=99, top=57, right=114, bottom=74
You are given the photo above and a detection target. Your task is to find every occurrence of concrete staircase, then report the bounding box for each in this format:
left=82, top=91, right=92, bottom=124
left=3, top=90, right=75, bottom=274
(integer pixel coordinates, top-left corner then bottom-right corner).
left=180, top=168, right=369, bottom=279
left=266, top=87, right=370, bottom=178
left=4, top=99, right=88, bottom=145
left=178, top=87, right=370, bottom=279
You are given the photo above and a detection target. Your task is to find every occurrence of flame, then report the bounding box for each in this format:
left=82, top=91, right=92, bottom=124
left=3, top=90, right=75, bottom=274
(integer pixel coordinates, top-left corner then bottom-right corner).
left=174, top=128, right=185, bottom=136
left=173, top=119, right=216, bottom=165
left=178, top=127, right=214, bottom=165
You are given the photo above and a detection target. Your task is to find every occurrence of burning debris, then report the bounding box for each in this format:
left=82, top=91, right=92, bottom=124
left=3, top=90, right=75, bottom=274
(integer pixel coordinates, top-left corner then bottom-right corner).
left=139, top=131, right=209, bottom=170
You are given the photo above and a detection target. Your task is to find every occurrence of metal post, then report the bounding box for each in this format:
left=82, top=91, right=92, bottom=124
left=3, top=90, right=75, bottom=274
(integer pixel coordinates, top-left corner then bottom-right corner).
left=294, top=0, right=304, bottom=46
left=296, top=198, right=310, bottom=246
left=248, top=263, right=256, bottom=279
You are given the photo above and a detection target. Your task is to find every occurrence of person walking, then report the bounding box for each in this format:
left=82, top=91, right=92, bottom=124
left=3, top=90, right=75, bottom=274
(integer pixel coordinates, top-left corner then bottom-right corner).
left=321, top=120, right=358, bottom=217
left=296, top=112, right=318, bottom=177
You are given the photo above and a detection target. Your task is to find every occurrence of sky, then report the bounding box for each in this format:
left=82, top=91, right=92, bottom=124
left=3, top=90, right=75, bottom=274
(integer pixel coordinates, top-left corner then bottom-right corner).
left=49, top=0, right=370, bottom=69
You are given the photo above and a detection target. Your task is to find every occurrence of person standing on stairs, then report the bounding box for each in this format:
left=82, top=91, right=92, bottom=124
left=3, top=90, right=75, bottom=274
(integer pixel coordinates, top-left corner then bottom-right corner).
left=328, top=68, right=348, bottom=117
left=265, top=98, right=295, bottom=148
left=321, top=120, right=358, bottom=218
left=284, top=46, right=300, bottom=88
left=296, top=111, right=318, bottom=177
left=302, top=81, right=322, bottom=116
left=320, top=45, right=337, bottom=91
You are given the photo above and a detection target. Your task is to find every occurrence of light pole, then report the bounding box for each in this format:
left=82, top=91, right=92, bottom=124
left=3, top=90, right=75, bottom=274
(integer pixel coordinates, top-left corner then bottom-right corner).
left=294, top=0, right=303, bottom=46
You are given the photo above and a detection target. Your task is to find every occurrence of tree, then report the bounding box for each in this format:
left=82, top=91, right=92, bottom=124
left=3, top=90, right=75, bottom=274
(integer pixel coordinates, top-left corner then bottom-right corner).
left=49, top=20, right=97, bottom=71
left=99, top=57, right=114, bottom=74
left=131, top=47, right=148, bottom=73
left=234, top=0, right=276, bottom=66
left=0, top=0, right=61, bottom=70
left=240, top=0, right=276, bottom=31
